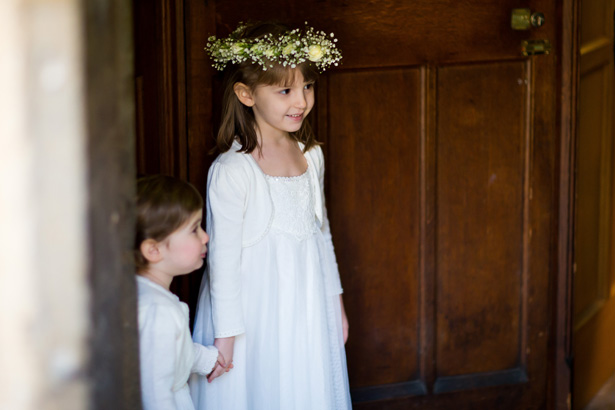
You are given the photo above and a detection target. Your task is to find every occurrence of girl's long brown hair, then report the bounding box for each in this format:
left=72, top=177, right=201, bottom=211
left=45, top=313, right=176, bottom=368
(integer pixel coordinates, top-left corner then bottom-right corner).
left=215, top=22, right=320, bottom=154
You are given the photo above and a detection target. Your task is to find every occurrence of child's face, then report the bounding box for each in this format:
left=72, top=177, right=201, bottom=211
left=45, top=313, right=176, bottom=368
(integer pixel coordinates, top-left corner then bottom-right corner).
left=159, top=210, right=209, bottom=275
left=250, top=70, right=315, bottom=138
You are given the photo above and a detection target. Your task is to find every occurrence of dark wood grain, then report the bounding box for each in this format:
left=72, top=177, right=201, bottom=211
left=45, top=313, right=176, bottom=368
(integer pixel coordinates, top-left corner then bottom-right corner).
left=178, top=0, right=219, bottom=324
left=134, top=0, right=187, bottom=177
left=214, top=0, right=537, bottom=67
left=327, top=68, right=422, bottom=388
left=435, top=62, right=526, bottom=378
left=552, top=0, right=578, bottom=408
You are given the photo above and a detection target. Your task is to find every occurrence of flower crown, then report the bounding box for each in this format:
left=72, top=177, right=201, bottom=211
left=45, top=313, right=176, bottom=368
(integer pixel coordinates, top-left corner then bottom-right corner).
left=205, top=22, right=342, bottom=72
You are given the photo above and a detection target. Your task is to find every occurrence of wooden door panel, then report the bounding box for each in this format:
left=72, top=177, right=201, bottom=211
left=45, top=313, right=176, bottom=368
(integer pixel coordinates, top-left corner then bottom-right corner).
left=574, top=65, right=611, bottom=323
left=326, top=68, right=422, bottom=389
left=435, top=63, right=527, bottom=382
left=573, top=0, right=615, bottom=407
left=214, top=0, right=547, bottom=67
left=319, top=57, right=553, bottom=410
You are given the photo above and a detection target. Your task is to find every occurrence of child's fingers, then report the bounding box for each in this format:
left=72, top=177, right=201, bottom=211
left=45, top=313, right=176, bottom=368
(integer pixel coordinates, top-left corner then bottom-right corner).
left=208, top=362, right=220, bottom=376
left=207, top=358, right=234, bottom=382
left=207, top=363, right=226, bottom=383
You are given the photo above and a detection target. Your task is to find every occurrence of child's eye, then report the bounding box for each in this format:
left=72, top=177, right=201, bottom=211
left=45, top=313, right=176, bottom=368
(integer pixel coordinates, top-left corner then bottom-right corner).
left=304, top=83, right=314, bottom=90
left=279, top=89, right=290, bottom=95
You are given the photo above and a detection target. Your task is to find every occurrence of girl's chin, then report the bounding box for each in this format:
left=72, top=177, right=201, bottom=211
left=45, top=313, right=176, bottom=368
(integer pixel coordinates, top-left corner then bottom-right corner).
left=283, top=124, right=303, bottom=133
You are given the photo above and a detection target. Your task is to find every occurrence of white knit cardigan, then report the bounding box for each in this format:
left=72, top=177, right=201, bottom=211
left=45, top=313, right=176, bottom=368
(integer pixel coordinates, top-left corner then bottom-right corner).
left=205, top=140, right=343, bottom=338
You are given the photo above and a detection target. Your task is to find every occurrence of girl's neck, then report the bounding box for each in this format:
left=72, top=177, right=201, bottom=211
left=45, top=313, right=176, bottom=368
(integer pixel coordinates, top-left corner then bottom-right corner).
left=251, top=132, right=306, bottom=177
left=258, top=129, right=291, bottom=147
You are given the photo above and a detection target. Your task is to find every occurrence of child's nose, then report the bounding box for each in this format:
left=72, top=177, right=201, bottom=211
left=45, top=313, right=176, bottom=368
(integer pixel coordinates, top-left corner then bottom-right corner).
left=294, top=92, right=307, bottom=109
left=201, top=231, right=209, bottom=245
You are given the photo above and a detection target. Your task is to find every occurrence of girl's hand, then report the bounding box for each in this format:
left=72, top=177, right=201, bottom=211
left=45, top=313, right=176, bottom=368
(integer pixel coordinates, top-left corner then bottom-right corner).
left=207, top=336, right=235, bottom=383
left=340, top=295, right=349, bottom=344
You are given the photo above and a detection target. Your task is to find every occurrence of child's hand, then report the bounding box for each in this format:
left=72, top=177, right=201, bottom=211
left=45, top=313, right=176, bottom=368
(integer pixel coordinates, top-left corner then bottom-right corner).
left=207, top=354, right=233, bottom=382
left=207, top=336, right=235, bottom=383
left=207, top=359, right=227, bottom=383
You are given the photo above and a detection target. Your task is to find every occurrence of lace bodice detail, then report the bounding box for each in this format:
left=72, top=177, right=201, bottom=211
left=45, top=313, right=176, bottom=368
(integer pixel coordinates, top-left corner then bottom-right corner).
left=266, top=170, right=318, bottom=241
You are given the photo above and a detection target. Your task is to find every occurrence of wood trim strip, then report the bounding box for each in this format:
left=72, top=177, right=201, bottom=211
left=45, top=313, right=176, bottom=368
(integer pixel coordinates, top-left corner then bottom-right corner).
left=520, top=58, right=532, bottom=374
left=159, top=0, right=187, bottom=178
left=553, top=0, right=578, bottom=408
left=351, top=380, right=428, bottom=403
left=135, top=76, right=146, bottom=173
left=160, top=0, right=175, bottom=175
left=433, top=368, right=529, bottom=394
left=420, top=64, right=437, bottom=392
left=174, top=0, right=187, bottom=180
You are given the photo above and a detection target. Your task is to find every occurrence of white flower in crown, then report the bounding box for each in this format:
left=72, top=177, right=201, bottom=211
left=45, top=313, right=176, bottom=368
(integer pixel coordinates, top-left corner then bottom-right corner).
left=204, top=22, right=342, bottom=72
left=307, top=44, right=323, bottom=62
left=282, top=43, right=296, bottom=55
left=231, top=42, right=246, bottom=54
left=249, top=44, right=260, bottom=53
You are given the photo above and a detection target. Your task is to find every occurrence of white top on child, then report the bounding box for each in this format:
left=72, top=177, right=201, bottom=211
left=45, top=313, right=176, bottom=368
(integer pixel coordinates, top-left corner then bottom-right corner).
left=137, top=276, right=218, bottom=410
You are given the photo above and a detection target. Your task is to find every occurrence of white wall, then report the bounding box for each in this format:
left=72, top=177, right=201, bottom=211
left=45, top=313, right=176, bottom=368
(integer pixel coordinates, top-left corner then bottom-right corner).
left=0, top=1, right=89, bottom=409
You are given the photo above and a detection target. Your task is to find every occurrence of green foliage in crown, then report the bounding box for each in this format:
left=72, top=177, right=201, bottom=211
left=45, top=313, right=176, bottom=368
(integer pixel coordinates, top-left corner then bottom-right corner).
left=205, top=22, right=342, bottom=72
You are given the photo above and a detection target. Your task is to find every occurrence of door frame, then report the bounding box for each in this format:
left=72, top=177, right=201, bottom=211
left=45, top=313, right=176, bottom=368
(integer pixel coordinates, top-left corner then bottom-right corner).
left=554, top=0, right=578, bottom=408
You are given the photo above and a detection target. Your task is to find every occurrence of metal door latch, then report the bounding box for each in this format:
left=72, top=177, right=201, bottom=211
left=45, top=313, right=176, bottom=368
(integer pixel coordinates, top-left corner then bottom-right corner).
left=521, top=39, right=552, bottom=56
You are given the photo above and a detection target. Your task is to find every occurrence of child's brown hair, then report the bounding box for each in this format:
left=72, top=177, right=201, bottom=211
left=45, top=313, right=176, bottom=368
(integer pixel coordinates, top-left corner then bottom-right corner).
left=134, top=175, right=203, bottom=272
left=216, top=21, right=320, bottom=154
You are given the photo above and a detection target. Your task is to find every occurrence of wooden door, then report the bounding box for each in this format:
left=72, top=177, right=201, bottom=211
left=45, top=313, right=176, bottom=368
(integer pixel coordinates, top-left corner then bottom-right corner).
left=136, top=0, right=569, bottom=408
left=311, top=3, right=556, bottom=409
left=572, top=0, right=615, bottom=408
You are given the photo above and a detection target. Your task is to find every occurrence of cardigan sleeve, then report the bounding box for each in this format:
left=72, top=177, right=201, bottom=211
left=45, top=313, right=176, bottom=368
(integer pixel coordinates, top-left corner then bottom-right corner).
left=207, top=161, right=247, bottom=338
left=315, top=146, right=344, bottom=296
left=191, top=343, right=218, bottom=375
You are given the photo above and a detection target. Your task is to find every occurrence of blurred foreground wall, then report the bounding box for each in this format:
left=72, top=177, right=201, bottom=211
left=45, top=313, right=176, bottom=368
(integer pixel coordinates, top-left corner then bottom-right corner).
left=0, top=1, right=139, bottom=409
left=0, top=1, right=89, bottom=409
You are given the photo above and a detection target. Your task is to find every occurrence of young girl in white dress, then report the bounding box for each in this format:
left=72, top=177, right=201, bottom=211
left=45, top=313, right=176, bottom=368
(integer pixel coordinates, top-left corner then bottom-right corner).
left=135, top=175, right=229, bottom=410
left=189, top=21, right=352, bottom=410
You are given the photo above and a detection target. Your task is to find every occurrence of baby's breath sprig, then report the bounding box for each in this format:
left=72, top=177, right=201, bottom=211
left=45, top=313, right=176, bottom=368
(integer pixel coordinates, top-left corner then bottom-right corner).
left=205, top=22, right=342, bottom=72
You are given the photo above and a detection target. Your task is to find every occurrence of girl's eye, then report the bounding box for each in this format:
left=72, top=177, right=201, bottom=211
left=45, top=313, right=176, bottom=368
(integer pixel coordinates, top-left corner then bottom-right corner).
left=279, top=89, right=290, bottom=95
left=304, top=83, right=314, bottom=90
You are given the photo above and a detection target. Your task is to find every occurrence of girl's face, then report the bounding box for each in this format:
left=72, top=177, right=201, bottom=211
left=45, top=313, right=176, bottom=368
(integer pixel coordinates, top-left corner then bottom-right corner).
left=250, top=70, right=315, bottom=138
left=159, top=210, right=209, bottom=275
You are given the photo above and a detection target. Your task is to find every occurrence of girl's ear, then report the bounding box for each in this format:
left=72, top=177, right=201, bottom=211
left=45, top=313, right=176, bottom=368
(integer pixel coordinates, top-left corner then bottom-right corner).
left=140, top=239, right=163, bottom=264
left=233, top=82, right=255, bottom=107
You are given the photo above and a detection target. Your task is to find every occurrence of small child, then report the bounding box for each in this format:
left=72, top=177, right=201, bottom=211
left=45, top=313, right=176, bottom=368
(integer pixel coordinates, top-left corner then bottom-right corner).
left=135, top=175, right=227, bottom=410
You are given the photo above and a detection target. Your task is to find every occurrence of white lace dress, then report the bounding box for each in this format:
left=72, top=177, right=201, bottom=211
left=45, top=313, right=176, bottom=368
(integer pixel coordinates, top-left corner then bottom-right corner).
left=190, top=167, right=352, bottom=410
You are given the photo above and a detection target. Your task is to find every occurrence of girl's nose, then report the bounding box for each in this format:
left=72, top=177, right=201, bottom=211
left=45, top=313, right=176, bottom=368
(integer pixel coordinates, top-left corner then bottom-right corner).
left=294, top=91, right=307, bottom=109
left=201, top=230, right=209, bottom=245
